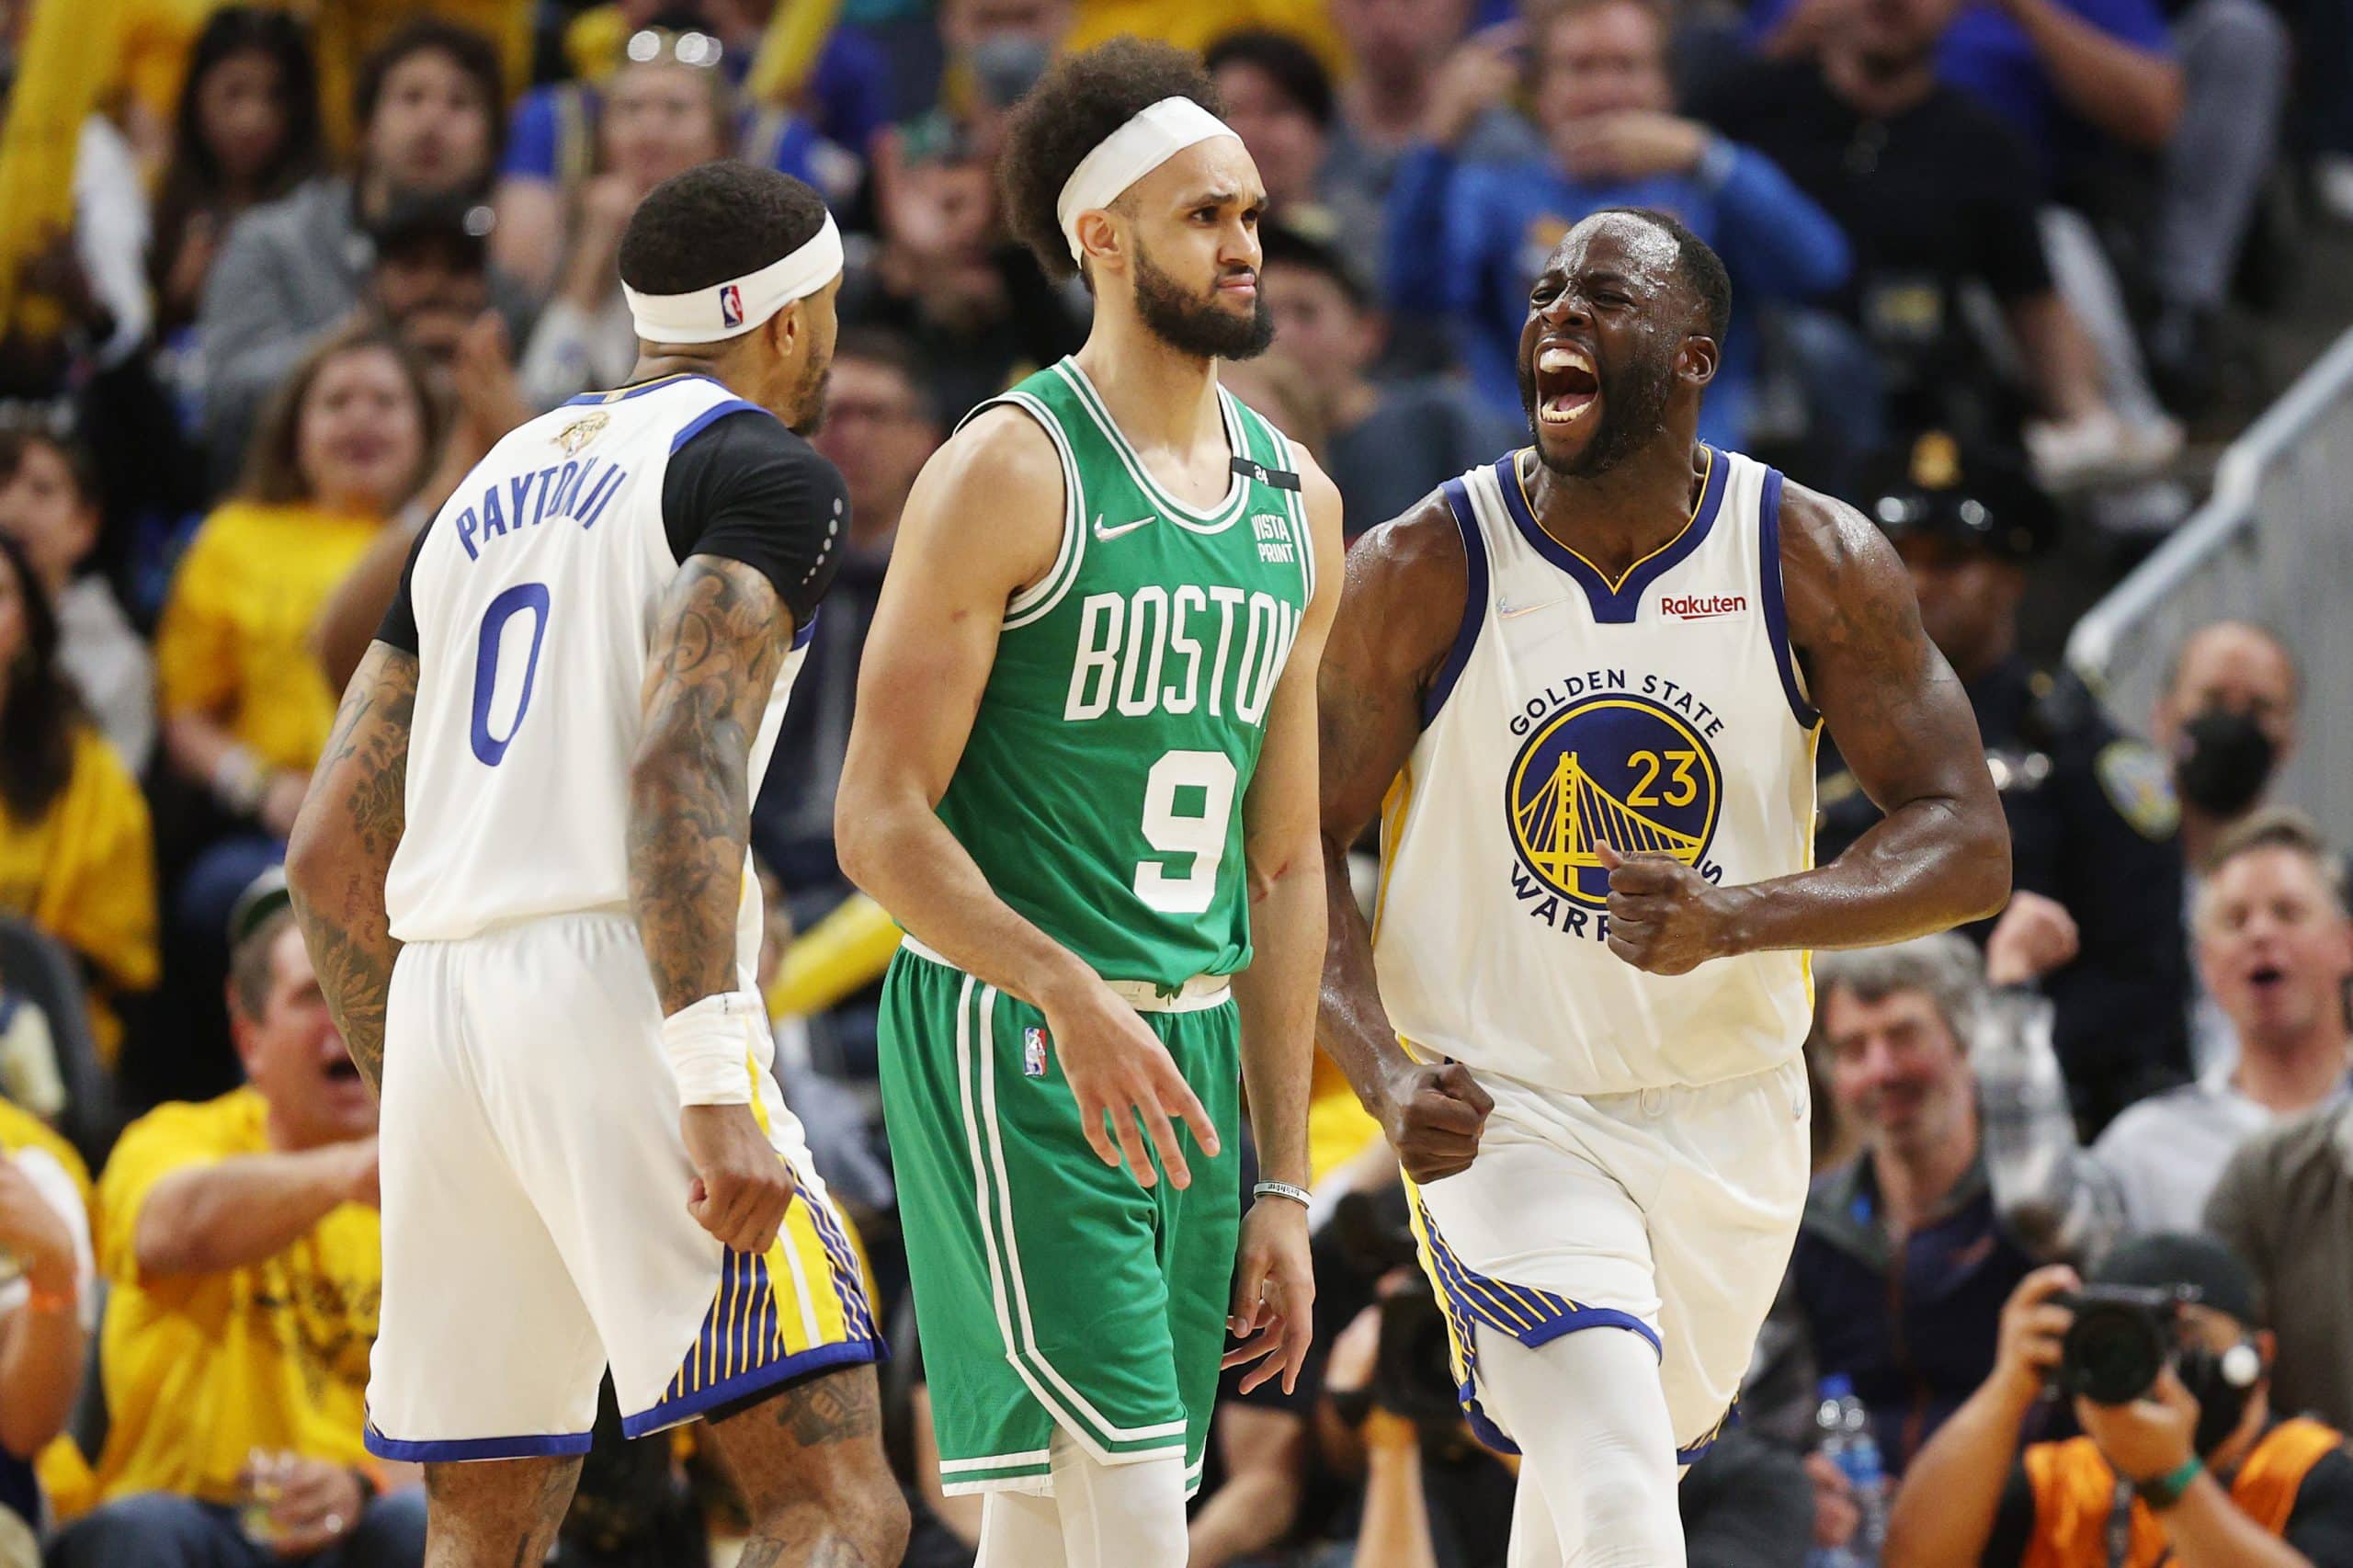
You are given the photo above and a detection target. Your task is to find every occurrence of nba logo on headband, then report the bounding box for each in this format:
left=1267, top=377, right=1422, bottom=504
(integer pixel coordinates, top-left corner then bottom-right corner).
left=623, top=210, right=844, bottom=343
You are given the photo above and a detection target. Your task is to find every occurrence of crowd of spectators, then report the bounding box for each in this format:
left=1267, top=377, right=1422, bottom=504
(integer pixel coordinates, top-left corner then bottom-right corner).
left=1, top=0, right=2350, bottom=1562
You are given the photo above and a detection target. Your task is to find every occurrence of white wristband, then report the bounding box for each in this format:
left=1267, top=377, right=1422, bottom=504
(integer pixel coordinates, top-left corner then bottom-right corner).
left=660, top=992, right=763, bottom=1106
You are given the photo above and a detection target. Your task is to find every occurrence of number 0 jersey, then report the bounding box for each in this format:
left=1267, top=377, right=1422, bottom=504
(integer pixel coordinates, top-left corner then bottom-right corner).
left=933, top=359, right=1315, bottom=991
left=1373, top=448, right=1820, bottom=1096
left=378, top=373, right=844, bottom=960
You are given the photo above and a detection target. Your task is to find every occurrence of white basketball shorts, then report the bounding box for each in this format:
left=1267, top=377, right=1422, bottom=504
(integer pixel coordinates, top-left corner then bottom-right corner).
left=1407, top=1053, right=1811, bottom=1461
left=365, top=912, right=881, bottom=1461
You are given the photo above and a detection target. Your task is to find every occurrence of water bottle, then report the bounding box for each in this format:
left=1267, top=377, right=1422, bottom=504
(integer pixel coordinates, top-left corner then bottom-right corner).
left=1811, top=1374, right=1888, bottom=1567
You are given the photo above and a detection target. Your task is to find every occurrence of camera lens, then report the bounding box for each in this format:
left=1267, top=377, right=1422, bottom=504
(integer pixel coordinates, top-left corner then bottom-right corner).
left=2059, top=1300, right=2171, bottom=1405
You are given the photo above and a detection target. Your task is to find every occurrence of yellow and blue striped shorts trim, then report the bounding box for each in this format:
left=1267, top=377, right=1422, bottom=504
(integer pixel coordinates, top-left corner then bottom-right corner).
left=623, top=1189, right=883, bottom=1437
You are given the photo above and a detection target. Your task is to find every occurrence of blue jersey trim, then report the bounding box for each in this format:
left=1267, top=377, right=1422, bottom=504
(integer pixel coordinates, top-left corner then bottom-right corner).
left=791, top=608, right=820, bottom=651
left=1675, top=1403, right=1739, bottom=1467
left=1423, top=478, right=1492, bottom=728
left=1415, top=1195, right=1666, bottom=1456
left=1494, top=448, right=1728, bottom=624
left=668, top=398, right=771, bottom=453
left=364, top=1424, right=594, bottom=1462
left=620, top=1337, right=881, bottom=1439
left=1757, top=469, right=1822, bottom=729
left=563, top=371, right=726, bottom=408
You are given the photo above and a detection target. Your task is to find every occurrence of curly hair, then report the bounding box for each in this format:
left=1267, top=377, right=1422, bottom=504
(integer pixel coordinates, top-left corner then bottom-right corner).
left=998, top=38, right=1224, bottom=284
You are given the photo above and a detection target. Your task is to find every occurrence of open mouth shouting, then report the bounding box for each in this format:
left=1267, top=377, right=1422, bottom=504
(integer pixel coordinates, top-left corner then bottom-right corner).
left=1535, top=342, right=1599, bottom=427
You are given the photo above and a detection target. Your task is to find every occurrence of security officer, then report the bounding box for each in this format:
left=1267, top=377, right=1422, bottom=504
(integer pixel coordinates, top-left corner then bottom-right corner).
left=1820, top=434, right=2190, bottom=1129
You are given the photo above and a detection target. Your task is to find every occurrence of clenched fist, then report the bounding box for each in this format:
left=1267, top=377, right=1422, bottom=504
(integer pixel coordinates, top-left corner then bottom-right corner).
left=1597, top=844, right=1733, bottom=975
left=1375, top=1058, right=1494, bottom=1182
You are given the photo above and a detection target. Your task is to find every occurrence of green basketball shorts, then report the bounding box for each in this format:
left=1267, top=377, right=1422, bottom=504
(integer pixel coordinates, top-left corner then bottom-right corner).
left=878, top=944, right=1241, bottom=1499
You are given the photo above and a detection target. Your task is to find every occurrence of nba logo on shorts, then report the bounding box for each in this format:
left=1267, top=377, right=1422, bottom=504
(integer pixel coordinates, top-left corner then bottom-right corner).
left=1022, top=1027, right=1049, bottom=1078
left=719, top=284, right=744, bottom=329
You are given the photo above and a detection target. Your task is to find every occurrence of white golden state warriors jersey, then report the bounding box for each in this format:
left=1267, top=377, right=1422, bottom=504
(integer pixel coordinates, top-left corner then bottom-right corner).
left=1372, top=447, right=1820, bottom=1096
left=385, top=375, right=815, bottom=964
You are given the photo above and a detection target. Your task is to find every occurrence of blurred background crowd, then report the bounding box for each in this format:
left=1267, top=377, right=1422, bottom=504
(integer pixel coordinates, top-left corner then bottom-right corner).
left=2, top=0, right=2352, bottom=1561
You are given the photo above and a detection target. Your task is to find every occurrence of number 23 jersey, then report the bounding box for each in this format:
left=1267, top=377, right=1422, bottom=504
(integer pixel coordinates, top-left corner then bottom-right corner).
left=379, top=373, right=844, bottom=959
left=1373, top=448, right=1820, bottom=1096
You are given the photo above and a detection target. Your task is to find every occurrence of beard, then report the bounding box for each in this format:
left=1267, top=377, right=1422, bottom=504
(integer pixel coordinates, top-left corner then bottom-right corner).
left=786, top=358, right=832, bottom=437
left=1520, top=340, right=1676, bottom=477
left=1132, top=244, right=1275, bottom=362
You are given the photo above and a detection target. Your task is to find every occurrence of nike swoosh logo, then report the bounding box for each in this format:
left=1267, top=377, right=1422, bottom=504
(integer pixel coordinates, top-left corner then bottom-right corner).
left=1498, top=598, right=1564, bottom=619
left=1093, top=514, right=1154, bottom=540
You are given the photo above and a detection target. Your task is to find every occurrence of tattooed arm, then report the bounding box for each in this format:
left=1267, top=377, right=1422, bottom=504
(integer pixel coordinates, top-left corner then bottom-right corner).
left=1314, top=498, right=1495, bottom=1182
left=1598, top=482, right=2010, bottom=974
left=628, top=555, right=789, bottom=1012
left=627, top=555, right=797, bottom=1254
left=286, top=642, right=417, bottom=1094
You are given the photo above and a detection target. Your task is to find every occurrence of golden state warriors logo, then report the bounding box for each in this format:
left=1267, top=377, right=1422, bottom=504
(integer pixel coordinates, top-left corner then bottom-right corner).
left=1506, top=695, right=1721, bottom=910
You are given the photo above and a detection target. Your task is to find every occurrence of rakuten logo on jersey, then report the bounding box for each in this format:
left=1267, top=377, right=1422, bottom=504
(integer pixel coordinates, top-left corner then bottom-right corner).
left=1660, top=593, right=1746, bottom=620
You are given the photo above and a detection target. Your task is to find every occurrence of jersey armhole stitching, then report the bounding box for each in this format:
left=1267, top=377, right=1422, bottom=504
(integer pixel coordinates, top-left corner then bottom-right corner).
left=1758, top=468, right=1823, bottom=732
left=1422, top=478, right=1489, bottom=729
left=1259, top=413, right=1315, bottom=608
left=981, top=392, right=1086, bottom=631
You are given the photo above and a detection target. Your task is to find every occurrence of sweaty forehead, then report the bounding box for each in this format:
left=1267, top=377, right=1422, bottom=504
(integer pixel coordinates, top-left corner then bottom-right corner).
left=1547, top=213, right=1681, bottom=290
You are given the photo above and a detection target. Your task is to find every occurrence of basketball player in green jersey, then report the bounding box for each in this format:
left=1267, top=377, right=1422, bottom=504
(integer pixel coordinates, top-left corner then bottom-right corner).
left=835, top=39, right=1342, bottom=1568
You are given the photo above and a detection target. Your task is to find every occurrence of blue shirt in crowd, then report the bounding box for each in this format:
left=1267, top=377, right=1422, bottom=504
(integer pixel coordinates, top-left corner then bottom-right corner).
left=499, top=85, right=857, bottom=201
left=1383, top=139, right=1849, bottom=449
left=1745, top=0, right=2173, bottom=182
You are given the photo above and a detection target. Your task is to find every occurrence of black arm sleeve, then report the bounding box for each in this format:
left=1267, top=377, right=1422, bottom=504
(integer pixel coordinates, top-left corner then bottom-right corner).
left=373, top=519, right=434, bottom=654
left=2285, top=1447, right=2353, bottom=1565
left=660, top=407, right=847, bottom=629
left=1979, top=1462, right=2037, bottom=1567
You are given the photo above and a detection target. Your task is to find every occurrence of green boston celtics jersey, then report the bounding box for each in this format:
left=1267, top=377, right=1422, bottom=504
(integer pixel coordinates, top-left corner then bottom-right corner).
left=935, top=358, right=1317, bottom=991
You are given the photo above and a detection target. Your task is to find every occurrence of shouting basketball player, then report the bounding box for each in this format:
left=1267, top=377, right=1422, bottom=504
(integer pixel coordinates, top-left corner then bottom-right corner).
left=286, top=165, right=904, bottom=1566
left=1317, top=208, right=2012, bottom=1562
left=835, top=39, right=1341, bottom=1568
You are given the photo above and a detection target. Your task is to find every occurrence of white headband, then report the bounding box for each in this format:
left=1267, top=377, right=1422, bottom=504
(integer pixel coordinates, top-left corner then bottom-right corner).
left=1056, top=96, right=1238, bottom=264
left=622, top=210, right=843, bottom=345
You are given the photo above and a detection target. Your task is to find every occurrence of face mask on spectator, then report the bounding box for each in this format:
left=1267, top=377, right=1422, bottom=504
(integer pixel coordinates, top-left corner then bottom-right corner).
left=970, top=34, right=1052, bottom=108
left=2176, top=707, right=2276, bottom=817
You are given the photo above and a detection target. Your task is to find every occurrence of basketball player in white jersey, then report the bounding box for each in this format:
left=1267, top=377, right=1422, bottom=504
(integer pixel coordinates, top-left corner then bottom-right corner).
left=1316, top=208, right=2013, bottom=1563
left=284, top=163, right=906, bottom=1567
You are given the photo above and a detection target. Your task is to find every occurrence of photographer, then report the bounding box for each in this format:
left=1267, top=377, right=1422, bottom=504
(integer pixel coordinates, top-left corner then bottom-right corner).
left=1318, top=1276, right=1508, bottom=1568
left=1887, top=1235, right=2353, bottom=1568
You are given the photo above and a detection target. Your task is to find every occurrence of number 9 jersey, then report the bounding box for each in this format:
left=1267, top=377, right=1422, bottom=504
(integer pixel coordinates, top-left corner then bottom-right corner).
left=378, top=372, right=841, bottom=964
left=926, top=358, right=1316, bottom=992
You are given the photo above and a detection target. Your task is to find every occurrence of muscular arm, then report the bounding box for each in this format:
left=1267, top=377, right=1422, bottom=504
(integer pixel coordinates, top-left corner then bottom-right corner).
left=1710, top=484, right=2009, bottom=955
left=132, top=1142, right=374, bottom=1278
left=1232, top=459, right=1345, bottom=1195
left=836, top=409, right=1215, bottom=1187
left=626, top=556, right=793, bottom=1014
left=1313, top=499, right=1494, bottom=1176
left=286, top=642, right=418, bottom=1093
